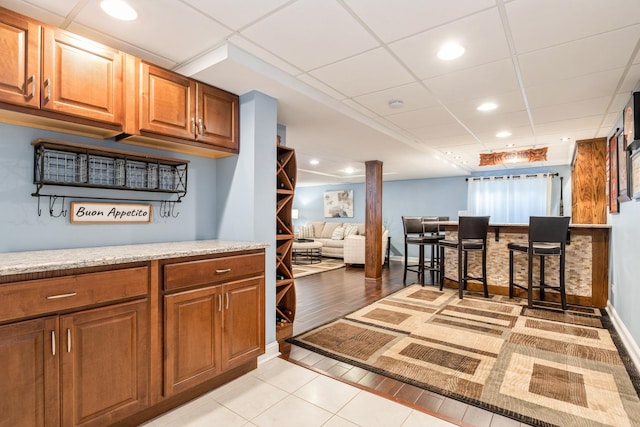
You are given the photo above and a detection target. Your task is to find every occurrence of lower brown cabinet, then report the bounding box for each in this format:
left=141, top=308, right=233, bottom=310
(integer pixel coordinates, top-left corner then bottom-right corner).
left=0, top=299, right=149, bottom=427
left=164, top=276, right=264, bottom=396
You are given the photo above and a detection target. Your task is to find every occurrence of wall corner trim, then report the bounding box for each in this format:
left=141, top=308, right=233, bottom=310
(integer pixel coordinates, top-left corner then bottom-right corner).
left=607, top=302, right=640, bottom=374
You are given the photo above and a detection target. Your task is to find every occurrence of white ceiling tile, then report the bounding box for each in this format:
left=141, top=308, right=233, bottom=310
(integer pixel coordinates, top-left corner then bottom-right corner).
left=506, top=0, right=640, bottom=53
left=296, top=73, right=348, bottom=100
left=344, top=0, right=495, bottom=42
left=620, top=64, right=640, bottom=94
left=389, top=8, right=511, bottom=80
left=423, top=59, right=520, bottom=103
left=462, top=110, right=532, bottom=134
left=518, top=25, right=640, bottom=87
left=342, top=99, right=377, bottom=118
left=410, top=122, right=475, bottom=141
left=534, top=115, right=603, bottom=136
left=70, top=0, right=232, bottom=64
left=526, top=69, right=624, bottom=108
left=445, top=91, right=528, bottom=120
left=227, top=35, right=303, bottom=76
left=21, top=0, right=78, bottom=18
left=352, top=83, right=439, bottom=117
left=240, top=0, right=378, bottom=71
left=385, top=105, right=460, bottom=130
left=309, top=48, right=414, bottom=98
left=182, top=0, right=289, bottom=30
left=531, top=97, right=611, bottom=124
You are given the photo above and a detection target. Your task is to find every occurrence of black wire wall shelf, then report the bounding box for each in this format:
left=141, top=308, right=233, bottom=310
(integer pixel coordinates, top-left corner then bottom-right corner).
left=32, top=138, right=189, bottom=218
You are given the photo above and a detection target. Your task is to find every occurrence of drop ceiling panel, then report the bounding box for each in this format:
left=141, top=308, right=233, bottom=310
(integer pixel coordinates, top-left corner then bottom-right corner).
left=240, top=0, right=378, bottom=71
left=309, top=48, right=415, bottom=98
left=620, top=64, right=640, bottom=94
left=385, top=105, right=461, bottom=130
left=534, top=115, right=604, bottom=135
left=525, top=69, right=624, bottom=108
left=423, top=59, right=520, bottom=103
left=353, top=82, right=440, bottom=117
left=389, top=8, right=511, bottom=80
left=18, top=0, right=78, bottom=19
left=343, top=0, right=495, bottom=43
left=506, top=0, right=640, bottom=53
left=531, top=97, right=611, bottom=124
left=446, top=91, right=528, bottom=120
left=70, top=0, right=232, bottom=64
left=463, top=110, right=532, bottom=134
left=518, top=26, right=640, bottom=87
left=183, top=0, right=289, bottom=31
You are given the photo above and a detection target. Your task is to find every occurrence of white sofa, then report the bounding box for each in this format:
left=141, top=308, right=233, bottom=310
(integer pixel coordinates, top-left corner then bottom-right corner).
left=299, top=221, right=388, bottom=266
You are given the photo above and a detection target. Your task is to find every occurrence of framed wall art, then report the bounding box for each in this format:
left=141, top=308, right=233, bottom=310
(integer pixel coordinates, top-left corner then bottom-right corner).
left=609, top=130, right=619, bottom=213
left=323, top=190, right=354, bottom=218
left=619, top=121, right=631, bottom=203
left=629, top=139, right=640, bottom=199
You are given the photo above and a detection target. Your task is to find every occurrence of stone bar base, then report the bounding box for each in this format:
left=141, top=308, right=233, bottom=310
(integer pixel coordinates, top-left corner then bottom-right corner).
left=440, top=223, right=610, bottom=308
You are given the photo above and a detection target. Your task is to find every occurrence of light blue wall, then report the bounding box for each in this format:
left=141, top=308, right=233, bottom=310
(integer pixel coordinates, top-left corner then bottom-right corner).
left=217, top=91, right=278, bottom=345
left=0, top=122, right=217, bottom=252
left=608, top=85, right=640, bottom=361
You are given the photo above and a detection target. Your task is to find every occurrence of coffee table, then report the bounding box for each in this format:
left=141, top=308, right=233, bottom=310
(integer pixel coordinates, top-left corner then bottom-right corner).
left=292, top=240, right=322, bottom=264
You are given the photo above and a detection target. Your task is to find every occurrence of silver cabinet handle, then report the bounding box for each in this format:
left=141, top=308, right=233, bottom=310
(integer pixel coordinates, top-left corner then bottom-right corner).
left=67, top=329, right=71, bottom=353
left=51, top=330, right=56, bottom=356
left=191, top=117, right=196, bottom=134
left=44, top=78, right=51, bottom=102
left=225, top=292, right=229, bottom=310
left=217, top=294, right=222, bottom=312
left=25, top=74, right=35, bottom=98
left=198, top=118, right=204, bottom=135
left=215, top=268, right=231, bottom=274
left=47, top=292, right=77, bottom=299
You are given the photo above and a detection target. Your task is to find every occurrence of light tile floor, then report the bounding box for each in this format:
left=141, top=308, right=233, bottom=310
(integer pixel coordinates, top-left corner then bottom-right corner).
left=141, top=357, right=458, bottom=427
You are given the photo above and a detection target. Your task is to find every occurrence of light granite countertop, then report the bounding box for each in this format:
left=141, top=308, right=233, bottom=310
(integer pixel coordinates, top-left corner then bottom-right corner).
left=0, top=240, right=269, bottom=276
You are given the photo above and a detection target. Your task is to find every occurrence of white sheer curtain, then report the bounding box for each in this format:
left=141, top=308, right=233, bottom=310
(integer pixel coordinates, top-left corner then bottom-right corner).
left=467, top=174, right=552, bottom=223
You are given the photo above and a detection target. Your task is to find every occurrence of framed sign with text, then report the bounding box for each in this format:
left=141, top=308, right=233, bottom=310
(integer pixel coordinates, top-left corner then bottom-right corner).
left=70, top=202, right=152, bottom=224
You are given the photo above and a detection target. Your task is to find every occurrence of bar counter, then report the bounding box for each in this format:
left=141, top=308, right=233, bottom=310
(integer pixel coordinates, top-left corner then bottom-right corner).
left=439, top=222, right=610, bottom=308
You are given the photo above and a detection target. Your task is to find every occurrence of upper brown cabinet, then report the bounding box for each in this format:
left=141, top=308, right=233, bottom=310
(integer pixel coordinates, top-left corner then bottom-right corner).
left=121, top=60, right=239, bottom=158
left=42, top=28, right=124, bottom=126
left=0, top=7, right=124, bottom=137
left=0, top=8, right=41, bottom=109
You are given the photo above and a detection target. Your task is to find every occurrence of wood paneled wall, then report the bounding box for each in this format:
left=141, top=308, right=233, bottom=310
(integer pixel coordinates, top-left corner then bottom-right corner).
left=571, top=137, right=607, bottom=224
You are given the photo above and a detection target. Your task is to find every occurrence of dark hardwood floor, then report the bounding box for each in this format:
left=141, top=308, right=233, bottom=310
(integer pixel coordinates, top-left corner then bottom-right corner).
left=281, top=259, right=531, bottom=427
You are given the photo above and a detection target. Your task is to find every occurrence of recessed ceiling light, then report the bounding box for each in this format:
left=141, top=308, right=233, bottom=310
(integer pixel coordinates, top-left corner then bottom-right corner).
left=309, top=159, right=319, bottom=165
left=344, top=167, right=355, bottom=174
left=477, top=102, right=497, bottom=112
left=100, top=0, right=138, bottom=21
left=437, top=42, right=465, bottom=60
left=445, top=151, right=453, bottom=155
left=560, top=137, right=571, bottom=142
left=496, top=131, right=512, bottom=138
left=506, top=143, right=515, bottom=148
left=388, top=99, right=404, bottom=109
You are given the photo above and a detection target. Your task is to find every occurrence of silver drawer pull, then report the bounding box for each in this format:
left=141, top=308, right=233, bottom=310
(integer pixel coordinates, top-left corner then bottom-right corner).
left=51, top=331, right=56, bottom=356
left=215, top=268, right=231, bottom=274
left=46, top=292, right=77, bottom=300
left=67, top=329, right=71, bottom=353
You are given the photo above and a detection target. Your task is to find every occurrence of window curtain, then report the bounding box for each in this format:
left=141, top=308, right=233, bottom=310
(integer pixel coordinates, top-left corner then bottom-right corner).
left=467, top=174, right=552, bottom=223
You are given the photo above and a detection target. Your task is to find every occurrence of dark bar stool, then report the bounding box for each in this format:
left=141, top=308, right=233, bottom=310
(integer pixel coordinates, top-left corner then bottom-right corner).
left=508, top=216, right=571, bottom=310
left=439, top=216, right=490, bottom=299
left=402, top=216, right=443, bottom=286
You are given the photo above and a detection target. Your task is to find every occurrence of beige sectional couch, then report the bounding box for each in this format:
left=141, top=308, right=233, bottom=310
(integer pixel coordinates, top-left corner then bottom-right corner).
left=299, top=221, right=388, bottom=265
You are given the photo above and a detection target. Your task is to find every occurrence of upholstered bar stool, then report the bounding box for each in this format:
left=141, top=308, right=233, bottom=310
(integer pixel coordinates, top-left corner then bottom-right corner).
left=402, top=216, right=443, bottom=286
left=439, top=216, right=490, bottom=299
left=508, top=216, right=571, bottom=310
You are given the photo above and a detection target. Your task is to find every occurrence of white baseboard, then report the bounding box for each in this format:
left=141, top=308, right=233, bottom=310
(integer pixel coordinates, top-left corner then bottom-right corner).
left=607, top=302, right=640, bottom=373
left=258, top=340, right=281, bottom=365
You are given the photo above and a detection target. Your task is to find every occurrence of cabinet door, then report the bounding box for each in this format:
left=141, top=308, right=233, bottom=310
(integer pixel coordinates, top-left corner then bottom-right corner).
left=196, top=83, right=239, bottom=152
left=139, top=62, right=196, bottom=140
left=60, top=300, right=149, bottom=427
left=0, top=8, right=40, bottom=108
left=222, top=277, right=264, bottom=370
left=164, top=286, right=222, bottom=396
left=0, top=316, right=59, bottom=427
left=41, top=28, right=123, bottom=124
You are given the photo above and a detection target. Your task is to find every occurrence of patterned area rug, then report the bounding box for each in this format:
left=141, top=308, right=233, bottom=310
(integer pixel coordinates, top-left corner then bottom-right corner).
left=293, top=258, right=345, bottom=278
left=289, top=285, right=640, bottom=427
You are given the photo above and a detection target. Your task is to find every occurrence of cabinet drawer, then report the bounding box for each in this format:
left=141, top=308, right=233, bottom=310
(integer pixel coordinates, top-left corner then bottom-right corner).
left=164, top=253, right=264, bottom=291
left=0, top=267, right=148, bottom=323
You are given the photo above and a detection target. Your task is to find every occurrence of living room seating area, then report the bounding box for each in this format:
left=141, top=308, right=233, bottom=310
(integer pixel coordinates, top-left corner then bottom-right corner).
left=297, top=221, right=388, bottom=266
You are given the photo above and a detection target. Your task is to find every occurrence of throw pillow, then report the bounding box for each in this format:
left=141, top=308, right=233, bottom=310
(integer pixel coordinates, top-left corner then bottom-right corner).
left=299, top=225, right=314, bottom=239
left=344, top=225, right=359, bottom=237
left=331, top=226, right=345, bottom=240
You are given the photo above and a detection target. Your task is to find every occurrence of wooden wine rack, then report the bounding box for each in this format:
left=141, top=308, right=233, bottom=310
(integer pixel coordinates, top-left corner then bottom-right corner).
left=275, top=140, right=296, bottom=341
